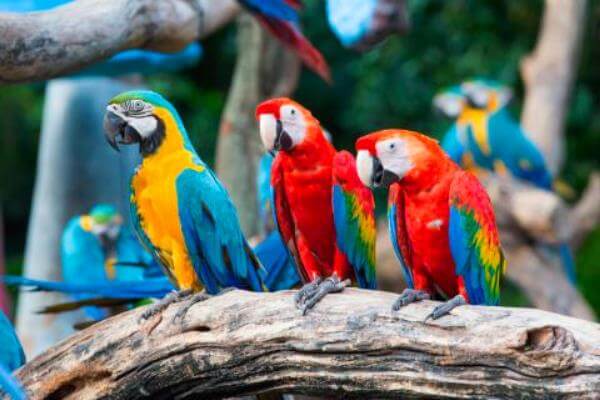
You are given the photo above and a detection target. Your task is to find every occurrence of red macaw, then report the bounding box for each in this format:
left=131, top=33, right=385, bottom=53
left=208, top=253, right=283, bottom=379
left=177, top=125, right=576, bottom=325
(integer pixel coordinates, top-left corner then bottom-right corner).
left=355, top=129, right=506, bottom=319
left=256, top=98, right=376, bottom=314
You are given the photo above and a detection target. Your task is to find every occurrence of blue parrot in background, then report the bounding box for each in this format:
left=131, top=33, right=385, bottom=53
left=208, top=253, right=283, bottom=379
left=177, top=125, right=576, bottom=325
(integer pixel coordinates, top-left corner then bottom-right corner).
left=0, top=312, right=26, bottom=400
left=326, top=0, right=408, bottom=50
left=61, top=204, right=160, bottom=319
left=434, top=79, right=576, bottom=283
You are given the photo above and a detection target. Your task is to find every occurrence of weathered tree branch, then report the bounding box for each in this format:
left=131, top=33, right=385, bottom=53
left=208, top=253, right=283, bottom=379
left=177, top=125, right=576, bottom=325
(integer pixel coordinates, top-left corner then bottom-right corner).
left=0, top=0, right=241, bottom=83
left=10, top=289, right=600, bottom=399
left=520, top=0, right=588, bottom=174
left=216, top=14, right=300, bottom=236
left=570, top=172, right=600, bottom=249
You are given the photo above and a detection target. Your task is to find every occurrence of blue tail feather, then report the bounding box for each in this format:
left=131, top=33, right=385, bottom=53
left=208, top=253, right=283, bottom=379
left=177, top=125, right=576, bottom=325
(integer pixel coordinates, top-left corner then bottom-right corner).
left=254, top=231, right=300, bottom=291
left=0, top=364, right=26, bottom=400
left=559, top=243, right=576, bottom=284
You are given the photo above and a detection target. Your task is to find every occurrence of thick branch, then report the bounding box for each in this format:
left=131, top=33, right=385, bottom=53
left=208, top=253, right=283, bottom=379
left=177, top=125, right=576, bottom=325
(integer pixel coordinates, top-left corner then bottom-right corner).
left=12, top=289, right=600, bottom=399
left=570, top=172, right=600, bottom=249
left=520, top=0, right=588, bottom=173
left=0, top=0, right=241, bottom=83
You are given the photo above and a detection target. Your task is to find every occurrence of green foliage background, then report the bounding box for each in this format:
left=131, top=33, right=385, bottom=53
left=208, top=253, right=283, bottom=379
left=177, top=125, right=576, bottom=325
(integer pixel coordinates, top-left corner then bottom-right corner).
left=1, top=1, right=598, bottom=311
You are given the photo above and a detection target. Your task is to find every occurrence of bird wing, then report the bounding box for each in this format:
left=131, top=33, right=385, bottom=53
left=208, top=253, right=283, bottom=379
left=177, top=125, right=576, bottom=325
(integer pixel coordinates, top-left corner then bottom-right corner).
left=448, top=171, right=505, bottom=305
left=239, top=0, right=330, bottom=81
left=176, top=167, right=265, bottom=294
left=387, top=184, right=415, bottom=288
left=270, top=155, right=308, bottom=281
left=441, top=124, right=465, bottom=164
left=331, top=151, right=377, bottom=289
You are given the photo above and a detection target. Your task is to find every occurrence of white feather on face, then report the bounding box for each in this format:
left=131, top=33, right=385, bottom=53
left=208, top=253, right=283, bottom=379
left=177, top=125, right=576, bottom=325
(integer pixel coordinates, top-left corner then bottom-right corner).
left=375, top=138, right=414, bottom=180
left=433, top=93, right=464, bottom=118
left=356, top=150, right=374, bottom=187
left=127, top=116, right=158, bottom=139
left=259, top=114, right=277, bottom=151
left=279, top=104, right=306, bottom=148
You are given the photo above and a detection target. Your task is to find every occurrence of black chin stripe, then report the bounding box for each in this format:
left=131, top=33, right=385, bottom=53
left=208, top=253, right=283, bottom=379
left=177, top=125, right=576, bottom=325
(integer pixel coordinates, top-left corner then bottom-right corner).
left=140, top=116, right=166, bottom=156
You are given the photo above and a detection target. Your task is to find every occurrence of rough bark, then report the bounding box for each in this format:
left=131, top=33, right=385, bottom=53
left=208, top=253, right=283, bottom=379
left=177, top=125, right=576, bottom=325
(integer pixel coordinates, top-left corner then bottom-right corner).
left=0, top=0, right=241, bottom=83
left=15, top=78, right=140, bottom=358
left=10, top=289, right=600, bottom=399
left=570, top=172, right=600, bottom=249
left=520, top=0, right=588, bottom=174
left=216, top=14, right=300, bottom=236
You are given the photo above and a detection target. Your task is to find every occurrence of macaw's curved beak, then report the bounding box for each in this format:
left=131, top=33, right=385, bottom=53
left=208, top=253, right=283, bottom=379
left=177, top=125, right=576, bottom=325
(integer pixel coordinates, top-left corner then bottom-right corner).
left=103, top=108, right=141, bottom=152
left=273, top=120, right=293, bottom=152
left=259, top=114, right=293, bottom=153
left=356, top=150, right=399, bottom=188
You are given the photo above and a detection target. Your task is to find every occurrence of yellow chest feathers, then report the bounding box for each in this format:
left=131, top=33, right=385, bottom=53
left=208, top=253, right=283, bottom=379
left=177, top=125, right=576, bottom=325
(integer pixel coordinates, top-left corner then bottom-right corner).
left=130, top=107, right=203, bottom=290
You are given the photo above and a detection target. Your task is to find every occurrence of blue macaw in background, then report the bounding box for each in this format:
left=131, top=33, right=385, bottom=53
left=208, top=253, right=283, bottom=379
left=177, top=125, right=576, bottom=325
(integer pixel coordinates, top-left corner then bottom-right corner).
left=326, top=0, right=408, bottom=50
left=434, top=79, right=576, bottom=283
left=0, top=312, right=26, bottom=400
left=61, top=204, right=160, bottom=320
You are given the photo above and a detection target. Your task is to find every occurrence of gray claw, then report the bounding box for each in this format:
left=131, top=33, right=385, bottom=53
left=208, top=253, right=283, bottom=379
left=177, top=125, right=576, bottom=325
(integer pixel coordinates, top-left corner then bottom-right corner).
left=300, top=276, right=349, bottom=315
left=294, top=277, right=322, bottom=305
left=173, top=291, right=210, bottom=322
left=424, top=295, right=466, bottom=321
left=139, top=289, right=193, bottom=322
left=392, top=289, right=430, bottom=311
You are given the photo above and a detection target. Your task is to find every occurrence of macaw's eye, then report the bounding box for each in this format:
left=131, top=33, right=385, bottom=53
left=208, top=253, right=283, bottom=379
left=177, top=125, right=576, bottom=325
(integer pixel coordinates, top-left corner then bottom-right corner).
left=389, top=142, right=396, bottom=151
left=132, top=100, right=145, bottom=112
left=291, top=109, right=296, bottom=115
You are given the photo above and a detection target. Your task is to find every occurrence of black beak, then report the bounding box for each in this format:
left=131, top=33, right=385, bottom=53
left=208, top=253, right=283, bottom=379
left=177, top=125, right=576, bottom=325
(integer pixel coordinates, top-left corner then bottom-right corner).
left=103, top=110, right=141, bottom=152
left=273, top=120, right=293, bottom=151
left=372, top=156, right=400, bottom=188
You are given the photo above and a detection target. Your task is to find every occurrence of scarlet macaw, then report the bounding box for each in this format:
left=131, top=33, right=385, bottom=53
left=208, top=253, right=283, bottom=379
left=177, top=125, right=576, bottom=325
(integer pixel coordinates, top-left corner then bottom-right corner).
left=256, top=98, right=376, bottom=314
left=355, top=129, right=506, bottom=319
left=104, top=90, right=265, bottom=319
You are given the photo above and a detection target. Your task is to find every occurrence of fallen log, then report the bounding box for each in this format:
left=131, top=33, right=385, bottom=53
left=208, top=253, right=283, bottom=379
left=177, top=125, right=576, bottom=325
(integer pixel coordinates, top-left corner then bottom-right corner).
left=10, top=288, right=600, bottom=399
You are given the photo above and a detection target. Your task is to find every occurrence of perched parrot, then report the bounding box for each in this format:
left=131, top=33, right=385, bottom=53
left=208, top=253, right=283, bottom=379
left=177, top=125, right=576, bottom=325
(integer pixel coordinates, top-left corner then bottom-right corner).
left=355, top=129, right=506, bottom=319
left=61, top=204, right=158, bottom=320
left=326, top=0, right=409, bottom=51
left=0, top=312, right=26, bottom=400
left=435, top=79, right=576, bottom=283
left=103, top=90, right=266, bottom=319
left=239, top=0, right=330, bottom=82
left=255, top=98, right=377, bottom=314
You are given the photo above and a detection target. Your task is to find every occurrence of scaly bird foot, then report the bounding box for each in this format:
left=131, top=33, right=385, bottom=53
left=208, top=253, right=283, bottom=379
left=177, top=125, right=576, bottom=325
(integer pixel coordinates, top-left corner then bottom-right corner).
left=172, top=287, right=236, bottom=322
left=172, top=290, right=211, bottom=322
left=294, top=277, right=322, bottom=306
left=391, top=289, right=431, bottom=311
left=139, top=289, right=193, bottom=322
left=300, top=276, right=350, bottom=315
left=425, top=295, right=466, bottom=321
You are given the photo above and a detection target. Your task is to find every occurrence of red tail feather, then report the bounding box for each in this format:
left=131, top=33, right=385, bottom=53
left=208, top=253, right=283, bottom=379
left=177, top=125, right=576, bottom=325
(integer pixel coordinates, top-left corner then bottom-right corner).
left=257, top=16, right=331, bottom=83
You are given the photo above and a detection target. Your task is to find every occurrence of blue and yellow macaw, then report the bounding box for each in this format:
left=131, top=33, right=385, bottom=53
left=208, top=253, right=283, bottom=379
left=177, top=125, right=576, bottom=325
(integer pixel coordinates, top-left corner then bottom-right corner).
left=62, top=204, right=159, bottom=319
left=0, top=312, right=26, bottom=400
left=103, top=90, right=266, bottom=317
left=434, top=79, right=575, bottom=283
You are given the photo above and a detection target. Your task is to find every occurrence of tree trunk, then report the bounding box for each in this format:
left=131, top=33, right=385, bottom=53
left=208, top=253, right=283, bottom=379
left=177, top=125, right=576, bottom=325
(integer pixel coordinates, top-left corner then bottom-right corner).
left=520, top=0, right=588, bottom=174
left=216, top=14, right=300, bottom=236
left=15, top=78, right=140, bottom=358
left=0, top=0, right=241, bottom=83
left=11, top=289, right=600, bottom=399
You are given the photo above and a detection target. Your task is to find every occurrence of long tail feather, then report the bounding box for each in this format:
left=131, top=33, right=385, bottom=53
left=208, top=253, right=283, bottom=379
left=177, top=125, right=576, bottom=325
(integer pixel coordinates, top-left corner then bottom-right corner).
left=38, top=298, right=135, bottom=314
left=559, top=243, right=576, bottom=284
left=256, top=15, right=331, bottom=82
left=2, top=276, right=173, bottom=299
left=0, top=364, right=26, bottom=400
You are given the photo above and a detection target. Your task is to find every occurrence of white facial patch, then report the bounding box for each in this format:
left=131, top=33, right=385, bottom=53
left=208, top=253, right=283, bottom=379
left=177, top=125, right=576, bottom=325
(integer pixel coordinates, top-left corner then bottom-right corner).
left=279, top=105, right=306, bottom=147
left=127, top=116, right=158, bottom=139
left=259, top=114, right=277, bottom=151
left=356, top=150, right=374, bottom=187
left=433, top=93, right=464, bottom=118
left=376, top=138, right=414, bottom=180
